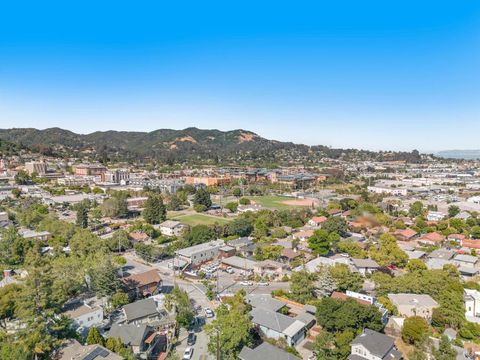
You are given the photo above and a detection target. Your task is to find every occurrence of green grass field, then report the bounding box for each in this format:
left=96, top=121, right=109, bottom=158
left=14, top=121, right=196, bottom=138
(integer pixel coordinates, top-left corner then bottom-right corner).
left=247, top=195, right=303, bottom=210
left=172, top=213, right=232, bottom=226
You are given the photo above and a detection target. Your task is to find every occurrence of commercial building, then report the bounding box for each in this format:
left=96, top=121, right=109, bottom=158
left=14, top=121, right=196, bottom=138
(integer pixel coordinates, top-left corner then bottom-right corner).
left=25, top=161, right=47, bottom=175
left=175, top=239, right=225, bottom=266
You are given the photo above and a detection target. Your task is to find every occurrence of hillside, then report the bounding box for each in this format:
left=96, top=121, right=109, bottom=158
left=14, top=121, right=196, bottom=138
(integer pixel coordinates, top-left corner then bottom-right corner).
left=435, top=150, right=480, bottom=160
left=0, top=127, right=424, bottom=165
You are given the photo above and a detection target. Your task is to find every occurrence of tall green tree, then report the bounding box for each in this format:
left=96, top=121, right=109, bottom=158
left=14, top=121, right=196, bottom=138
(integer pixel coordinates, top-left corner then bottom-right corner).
left=86, top=327, right=104, bottom=346
left=308, top=229, right=339, bottom=256
left=76, top=204, right=89, bottom=228
left=290, top=270, right=316, bottom=304
left=193, top=188, right=212, bottom=208
left=205, top=291, right=252, bottom=360
left=143, top=194, right=167, bottom=224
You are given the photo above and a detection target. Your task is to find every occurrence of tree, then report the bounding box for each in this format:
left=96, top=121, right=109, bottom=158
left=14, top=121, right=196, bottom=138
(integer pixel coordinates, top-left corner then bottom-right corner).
left=186, top=225, right=216, bottom=245
left=239, top=197, right=251, bottom=205
left=106, top=230, right=132, bottom=252
left=314, top=265, right=336, bottom=297
left=101, top=196, right=128, bottom=218
left=407, top=259, right=427, bottom=272
left=0, top=284, right=22, bottom=329
left=329, top=264, right=362, bottom=292
left=370, top=234, right=408, bottom=267
left=165, top=286, right=194, bottom=328
left=432, top=336, right=456, bottom=360
left=316, top=297, right=383, bottom=333
left=227, top=218, right=254, bottom=237
left=401, top=316, right=429, bottom=344
left=193, top=188, right=212, bottom=209
left=76, top=204, right=88, bottom=228
left=111, top=291, right=130, bottom=308
left=290, top=270, right=316, bottom=304
left=205, top=291, right=252, bottom=359
left=14, top=170, right=31, bottom=185
left=86, top=327, right=104, bottom=346
left=322, top=217, right=348, bottom=236
left=225, top=202, right=238, bottom=213
left=308, top=229, right=339, bottom=256
left=143, top=194, right=167, bottom=224
left=448, top=205, right=460, bottom=218
left=232, top=187, right=242, bottom=198
left=409, top=201, right=424, bottom=217
left=167, top=195, right=183, bottom=211
left=89, top=258, right=121, bottom=297
left=472, top=226, right=480, bottom=239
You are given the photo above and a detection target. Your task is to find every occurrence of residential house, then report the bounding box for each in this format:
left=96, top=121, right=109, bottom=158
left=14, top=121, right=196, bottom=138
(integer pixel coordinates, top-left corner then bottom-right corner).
left=417, top=232, right=445, bottom=246
left=351, top=258, right=380, bottom=276
left=62, top=296, right=104, bottom=333
left=393, top=228, right=418, bottom=241
left=294, top=256, right=350, bottom=273
left=453, top=254, right=479, bottom=268
left=388, top=293, right=439, bottom=320
left=279, top=248, right=301, bottom=264
left=253, top=260, right=289, bottom=279
left=247, top=294, right=288, bottom=313
left=122, top=297, right=165, bottom=325
left=221, top=255, right=256, bottom=273
left=250, top=308, right=307, bottom=346
left=307, top=216, right=327, bottom=227
left=158, top=220, right=186, bottom=237
left=292, top=229, right=314, bottom=242
left=239, top=342, right=301, bottom=360
left=427, top=211, right=446, bottom=222
left=108, top=323, right=162, bottom=357
left=348, top=328, right=402, bottom=360
left=447, top=234, right=466, bottom=244
left=227, top=237, right=255, bottom=257
left=57, top=339, right=122, bottom=360
left=18, top=228, right=51, bottom=242
left=464, top=288, right=480, bottom=323
left=175, top=239, right=225, bottom=266
left=121, top=269, right=162, bottom=299
left=429, top=249, right=455, bottom=260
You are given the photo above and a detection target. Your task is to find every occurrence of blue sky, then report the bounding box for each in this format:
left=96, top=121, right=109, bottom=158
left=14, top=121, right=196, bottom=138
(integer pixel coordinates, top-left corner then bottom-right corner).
left=0, top=1, right=479, bottom=151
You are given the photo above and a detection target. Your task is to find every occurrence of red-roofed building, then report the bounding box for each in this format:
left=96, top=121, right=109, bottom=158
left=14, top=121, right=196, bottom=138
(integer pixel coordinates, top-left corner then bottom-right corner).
left=307, top=216, right=327, bottom=227
left=394, top=228, right=418, bottom=241
left=461, top=239, right=480, bottom=250
left=448, top=234, right=466, bottom=243
left=417, top=232, right=445, bottom=246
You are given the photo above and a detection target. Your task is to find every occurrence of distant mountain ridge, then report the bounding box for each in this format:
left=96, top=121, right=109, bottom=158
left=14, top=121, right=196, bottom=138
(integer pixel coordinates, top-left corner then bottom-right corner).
left=0, top=127, right=425, bottom=164
left=435, top=150, right=480, bottom=160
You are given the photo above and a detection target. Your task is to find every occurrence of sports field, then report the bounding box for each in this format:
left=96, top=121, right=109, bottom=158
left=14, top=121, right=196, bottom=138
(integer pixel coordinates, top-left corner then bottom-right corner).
left=172, top=213, right=232, bottom=226
left=247, top=195, right=314, bottom=210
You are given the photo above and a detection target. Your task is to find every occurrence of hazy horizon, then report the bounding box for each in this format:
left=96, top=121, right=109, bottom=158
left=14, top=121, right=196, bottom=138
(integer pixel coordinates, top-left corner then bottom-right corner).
left=1, top=1, right=479, bottom=152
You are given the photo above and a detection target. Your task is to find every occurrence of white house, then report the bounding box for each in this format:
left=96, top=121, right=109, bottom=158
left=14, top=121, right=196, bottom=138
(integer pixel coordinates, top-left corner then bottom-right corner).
left=465, top=289, right=480, bottom=323
left=349, top=329, right=402, bottom=360
left=62, top=297, right=104, bottom=332
left=158, top=220, right=186, bottom=237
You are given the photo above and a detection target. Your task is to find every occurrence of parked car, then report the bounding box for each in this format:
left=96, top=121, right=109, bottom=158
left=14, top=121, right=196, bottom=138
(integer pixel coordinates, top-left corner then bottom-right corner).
left=205, top=308, right=214, bottom=318
left=240, top=281, right=253, bottom=286
left=183, top=347, right=194, bottom=360
left=187, top=332, right=197, bottom=346
left=257, top=281, right=269, bottom=286
left=226, top=267, right=234, bottom=274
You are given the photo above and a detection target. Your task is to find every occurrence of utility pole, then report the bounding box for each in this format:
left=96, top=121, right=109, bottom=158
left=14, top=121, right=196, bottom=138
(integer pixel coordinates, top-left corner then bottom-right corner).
left=216, top=330, right=221, bottom=360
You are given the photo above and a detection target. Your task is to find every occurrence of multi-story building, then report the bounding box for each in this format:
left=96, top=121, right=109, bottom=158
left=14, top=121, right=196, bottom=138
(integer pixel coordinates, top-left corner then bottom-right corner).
left=175, top=239, right=225, bottom=266
left=25, top=161, right=47, bottom=175
left=73, top=163, right=107, bottom=180
left=104, top=169, right=130, bottom=183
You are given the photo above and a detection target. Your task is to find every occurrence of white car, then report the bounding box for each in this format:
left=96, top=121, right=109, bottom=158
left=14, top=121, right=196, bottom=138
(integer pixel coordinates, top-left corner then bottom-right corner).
left=205, top=308, right=214, bottom=318
left=183, top=347, right=194, bottom=360
left=240, top=281, right=253, bottom=286
left=257, top=281, right=269, bottom=286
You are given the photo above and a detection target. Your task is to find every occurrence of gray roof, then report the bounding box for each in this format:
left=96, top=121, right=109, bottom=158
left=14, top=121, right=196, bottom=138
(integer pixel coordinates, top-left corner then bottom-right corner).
left=175, top=239, right=224, bottom=257
left=425, top=258, right=451, bottom=270
left=107, top=323, right=151, bottom=346
left=429, top=249, right=455, bottom=260
left=123, top=298, right=158, bottom=322
left=405, top=250, right=426, bottom=260
left=351, top=258, right=380, bottom=269
left=228, top=237, right=253, bottom=248
left=221, top=255, right=256, bottom=270
left=351, top=329, right=399, bottom=359
left=250, top=308, right=298, bottom=333
left=239, top=342, right=301, bottom=360
left=454, top=254, right=478, bottom=264
left=247, top=294, right=287, bottom=312
left=388, top=293, right=439, bottom=308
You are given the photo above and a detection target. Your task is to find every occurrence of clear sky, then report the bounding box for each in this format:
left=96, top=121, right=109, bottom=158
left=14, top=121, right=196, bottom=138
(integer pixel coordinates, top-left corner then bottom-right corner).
left=0, top=1, right=479, bottom=151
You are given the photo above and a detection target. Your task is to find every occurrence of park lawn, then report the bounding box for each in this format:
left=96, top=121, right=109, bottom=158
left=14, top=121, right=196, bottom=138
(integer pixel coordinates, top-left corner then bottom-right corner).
left=247, top=195, right=303, bottom=210
left=172, top=213, right=232, bottom=226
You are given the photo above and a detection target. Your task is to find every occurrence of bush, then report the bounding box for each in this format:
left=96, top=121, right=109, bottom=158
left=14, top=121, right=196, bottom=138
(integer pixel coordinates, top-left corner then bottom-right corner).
left=194, top=204, right=207, bottom=213
left=239, top=197, right=251, bottom=205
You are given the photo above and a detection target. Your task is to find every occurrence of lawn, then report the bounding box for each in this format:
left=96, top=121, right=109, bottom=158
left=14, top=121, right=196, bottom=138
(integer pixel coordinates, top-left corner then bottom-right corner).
left=247, top=195, right=308, bottom=210
left=172, top=213, right=232, bottom=226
